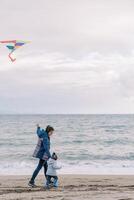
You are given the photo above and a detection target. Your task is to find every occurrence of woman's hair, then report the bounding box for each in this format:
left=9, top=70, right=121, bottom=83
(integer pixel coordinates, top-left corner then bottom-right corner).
left=45, top=125, right=54, bottom=133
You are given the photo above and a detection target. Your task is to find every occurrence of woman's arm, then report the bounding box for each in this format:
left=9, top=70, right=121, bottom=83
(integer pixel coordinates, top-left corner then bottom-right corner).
left=36, top=125, right=43, bottom=138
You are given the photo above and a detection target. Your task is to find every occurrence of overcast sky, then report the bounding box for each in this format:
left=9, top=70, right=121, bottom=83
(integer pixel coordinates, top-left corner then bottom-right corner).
left=0, top=0, right=134, bottom=114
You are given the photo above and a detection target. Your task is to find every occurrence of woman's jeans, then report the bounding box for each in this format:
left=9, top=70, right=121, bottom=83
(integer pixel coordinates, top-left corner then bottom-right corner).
left=30, top=159, right=48, bottom=184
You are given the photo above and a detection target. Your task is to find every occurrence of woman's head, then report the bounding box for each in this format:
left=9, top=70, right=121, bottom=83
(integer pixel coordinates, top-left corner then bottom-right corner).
left=46, top=125, right=54, bottom=137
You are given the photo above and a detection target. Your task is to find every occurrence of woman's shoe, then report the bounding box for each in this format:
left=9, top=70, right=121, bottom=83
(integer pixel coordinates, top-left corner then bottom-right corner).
left=28, top=181, right=37, bottom=188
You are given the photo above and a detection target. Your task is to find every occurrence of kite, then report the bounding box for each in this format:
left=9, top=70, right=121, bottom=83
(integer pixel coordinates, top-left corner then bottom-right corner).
left=0, top=40, right=29, bottom=62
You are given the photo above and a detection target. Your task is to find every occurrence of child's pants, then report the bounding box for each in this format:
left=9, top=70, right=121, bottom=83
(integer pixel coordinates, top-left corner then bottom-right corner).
left=46, top=175, right=58, bottom=187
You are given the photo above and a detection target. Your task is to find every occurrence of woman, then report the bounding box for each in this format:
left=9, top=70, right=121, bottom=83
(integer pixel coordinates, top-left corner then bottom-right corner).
left=28, top=124, right=54, bottom=187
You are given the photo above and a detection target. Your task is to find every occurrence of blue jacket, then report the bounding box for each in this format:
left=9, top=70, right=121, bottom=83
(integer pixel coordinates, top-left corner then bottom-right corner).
left=33, top=127, right=51, bottom=160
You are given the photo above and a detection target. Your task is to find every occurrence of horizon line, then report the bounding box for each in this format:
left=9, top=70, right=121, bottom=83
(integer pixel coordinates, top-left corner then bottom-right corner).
left=0, top=113, right=134, bottom=115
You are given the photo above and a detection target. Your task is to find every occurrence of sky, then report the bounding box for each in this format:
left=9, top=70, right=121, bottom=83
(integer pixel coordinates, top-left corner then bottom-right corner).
left=0, top=0, right=134, bottom=114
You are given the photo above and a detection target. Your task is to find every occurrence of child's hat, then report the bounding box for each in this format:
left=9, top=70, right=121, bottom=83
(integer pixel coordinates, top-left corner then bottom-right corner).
left=52, top=152, right=58, bottom=160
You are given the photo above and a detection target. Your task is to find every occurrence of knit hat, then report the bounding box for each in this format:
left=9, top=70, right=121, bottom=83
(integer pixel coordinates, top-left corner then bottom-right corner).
left=52, top=152, right=58, bottom=160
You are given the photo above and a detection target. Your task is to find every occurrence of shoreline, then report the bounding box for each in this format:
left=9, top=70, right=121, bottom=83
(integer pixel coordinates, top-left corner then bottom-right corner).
left=1, top=175, right=134, bottom=200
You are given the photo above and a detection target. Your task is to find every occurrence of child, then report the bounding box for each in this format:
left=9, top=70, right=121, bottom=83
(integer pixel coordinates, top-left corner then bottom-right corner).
left=46, top=152, right=62, bottom=188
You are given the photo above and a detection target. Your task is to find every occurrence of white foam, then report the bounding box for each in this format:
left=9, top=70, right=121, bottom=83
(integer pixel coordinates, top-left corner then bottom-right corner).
left=1, top=161, right=134, bottom=175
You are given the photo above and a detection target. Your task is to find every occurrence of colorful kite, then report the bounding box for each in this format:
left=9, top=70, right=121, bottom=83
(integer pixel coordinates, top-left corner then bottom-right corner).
left=0, top=40, right=29, bottom=62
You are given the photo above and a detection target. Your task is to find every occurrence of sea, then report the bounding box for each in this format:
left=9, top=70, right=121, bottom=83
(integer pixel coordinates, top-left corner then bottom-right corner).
left=0, top=114, right=134, bottom=175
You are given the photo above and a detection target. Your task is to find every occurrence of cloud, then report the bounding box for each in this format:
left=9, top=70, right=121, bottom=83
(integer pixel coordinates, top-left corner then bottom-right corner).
left=0, top=51, right=134, bottom=114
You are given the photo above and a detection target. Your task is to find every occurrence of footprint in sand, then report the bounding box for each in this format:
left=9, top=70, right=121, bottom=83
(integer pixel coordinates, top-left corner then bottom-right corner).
left=119, top=198, right=133, bottom=200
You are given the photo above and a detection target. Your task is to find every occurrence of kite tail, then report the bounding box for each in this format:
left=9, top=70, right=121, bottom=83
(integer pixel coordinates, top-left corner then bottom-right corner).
left=8, top=51, right=16, bottom=62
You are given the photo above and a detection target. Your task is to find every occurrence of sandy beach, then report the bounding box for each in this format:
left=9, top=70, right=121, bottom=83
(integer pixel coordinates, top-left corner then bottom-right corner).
left=0, top=175, right=134, bottom=200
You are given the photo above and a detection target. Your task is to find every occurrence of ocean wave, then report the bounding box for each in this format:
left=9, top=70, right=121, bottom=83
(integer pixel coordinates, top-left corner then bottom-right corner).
left=1, top=160, right=134, bottom=175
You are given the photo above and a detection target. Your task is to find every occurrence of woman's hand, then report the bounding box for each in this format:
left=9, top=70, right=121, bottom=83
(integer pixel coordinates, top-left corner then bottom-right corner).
left=36, top=124, right=40, bottom=128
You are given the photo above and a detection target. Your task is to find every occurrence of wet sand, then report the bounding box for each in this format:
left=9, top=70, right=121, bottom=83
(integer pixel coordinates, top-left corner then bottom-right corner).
left=0, top=175, right=134, bottom=200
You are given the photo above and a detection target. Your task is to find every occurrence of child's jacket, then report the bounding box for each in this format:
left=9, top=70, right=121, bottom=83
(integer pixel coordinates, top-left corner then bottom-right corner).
left=46, top=158, right=61, bottom=176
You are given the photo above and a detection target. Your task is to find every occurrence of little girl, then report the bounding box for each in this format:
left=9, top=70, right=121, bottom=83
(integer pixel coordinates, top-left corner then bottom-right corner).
left=46, top=152, right=62, bottom=188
